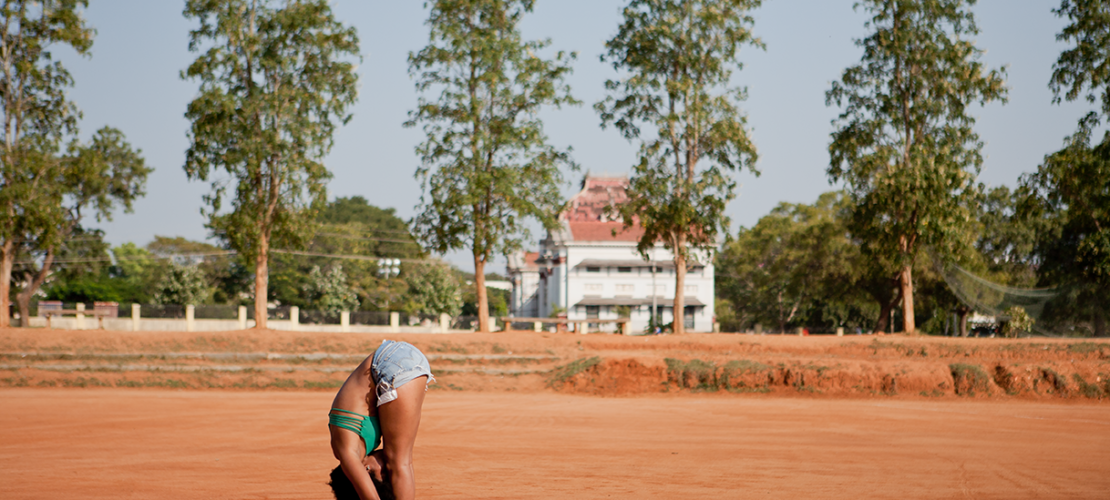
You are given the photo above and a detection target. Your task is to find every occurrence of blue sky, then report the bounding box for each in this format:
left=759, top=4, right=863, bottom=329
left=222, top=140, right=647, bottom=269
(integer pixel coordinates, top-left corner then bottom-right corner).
left=66, top=0, right=1090, bottom=272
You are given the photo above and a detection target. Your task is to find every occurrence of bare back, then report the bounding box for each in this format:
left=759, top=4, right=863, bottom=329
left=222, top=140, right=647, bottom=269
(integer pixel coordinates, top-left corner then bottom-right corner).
left=331, top=354, right=378, bottom=417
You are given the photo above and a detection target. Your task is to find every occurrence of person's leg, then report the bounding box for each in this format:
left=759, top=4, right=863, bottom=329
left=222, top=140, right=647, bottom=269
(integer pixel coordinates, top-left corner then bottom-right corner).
left=378, top=375, right=427, bottom=500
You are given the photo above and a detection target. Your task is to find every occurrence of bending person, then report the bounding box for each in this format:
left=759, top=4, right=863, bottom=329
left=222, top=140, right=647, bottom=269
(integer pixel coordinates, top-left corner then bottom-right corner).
left=329, top=340, right=434, bottom=500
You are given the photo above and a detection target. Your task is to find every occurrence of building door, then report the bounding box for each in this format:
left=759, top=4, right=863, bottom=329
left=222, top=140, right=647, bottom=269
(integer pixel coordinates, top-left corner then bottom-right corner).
left=684, top=306, right=695, bottom=331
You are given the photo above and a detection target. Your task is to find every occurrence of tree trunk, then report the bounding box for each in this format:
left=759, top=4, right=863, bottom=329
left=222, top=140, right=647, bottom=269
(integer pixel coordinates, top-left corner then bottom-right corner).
left=673, top=236, right=686, bottom=335
left=900, top=264, right=915, bottom=334
left=872, top=286, right=902, bottom=335
left=15, top=287, right=30, bottom=328
left=15, top=250, right=53, bottom=328
left=0, top=240, right=11, bottom=328
left=474, top=252, right=489, bottom=333
left=957, top=306, right=970, bottom=337
left=254, top=234, right=269, bottom=330
left=874, top=300, right=892, bottom=335
left=1094, top=307, right=1106, bottom=338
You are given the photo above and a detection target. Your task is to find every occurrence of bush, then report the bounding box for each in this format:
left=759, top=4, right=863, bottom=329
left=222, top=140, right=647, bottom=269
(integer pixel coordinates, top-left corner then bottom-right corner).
left=949, top=363, right=990, bottom=396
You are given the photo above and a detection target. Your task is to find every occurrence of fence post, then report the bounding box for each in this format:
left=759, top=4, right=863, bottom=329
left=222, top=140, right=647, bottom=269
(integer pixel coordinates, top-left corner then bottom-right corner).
left=440, top=313, right=449, bottom=334
left=76, top=303, right=86, bottom=330
left=836, top=327, right=844, bottom=337
left=290, top=306, right=300, bottom=331
left=755, top=323, right=763, bottom=334
left=341, top=311, right=350, bottom=333
left=796, top=327, right=804, bottom=336
left=238, top=306, right=247, bottom=330
left=131, top=304, right=140, bottom=332
left=390, top=312, right=399, bottom=333
left=488, top=317, right=497, bottom=333
left=186, top=305, right=195, bottom=332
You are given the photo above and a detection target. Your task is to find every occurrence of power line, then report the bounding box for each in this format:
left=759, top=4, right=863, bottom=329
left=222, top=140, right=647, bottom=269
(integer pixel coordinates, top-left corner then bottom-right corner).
left=12, top=251, right=237, bottom=266
left=13, top=249, right=436, bottom=267
left=270, top=249, right=435, bottom=263
left=314, top=233, right=420, bottom=245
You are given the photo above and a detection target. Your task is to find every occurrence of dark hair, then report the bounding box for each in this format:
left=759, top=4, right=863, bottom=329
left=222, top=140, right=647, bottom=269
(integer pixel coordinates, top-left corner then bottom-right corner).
left=329, top=465, right=395, bottom=500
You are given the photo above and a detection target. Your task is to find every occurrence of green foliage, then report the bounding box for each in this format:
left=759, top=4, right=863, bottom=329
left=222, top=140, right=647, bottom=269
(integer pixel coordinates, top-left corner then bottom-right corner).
left=976, top=187, right=1038, bottom=287
left=154, top=262, right=211, bottom=306
left=597, top=0, right=762, bottom=332
left=1001, top=306, right=1034, bottom=338
left=269, top=197, right=423, bottom=311
left=0, top=1, right=149, bottom=328
left=1072, top=373, right=1105, bottom=399
left=665, top=358, right=718, bottom=390
left=0, top=2, right=95, bottom=321
left=306, top=265, right=359, bottom=313
left=403, top=262, right=461, bottom=316
left=406, top=0, right=578, bottom=330
left=716, top=191, right=874, bottom=333
left=1015, top=0, right=1110, bottom=336
left=949, top=363, right=991, bottom=396
left=11, top=128, right=149, bottom=320
left=827, top=0, right=1007, bottom=333
left=182, top=0, right=360, bottom=325
left=1050, top=0, right=1110, bottom=118
left=461, top=286, right=508, bottom=318
left=546, top=356, right=601, bottom=387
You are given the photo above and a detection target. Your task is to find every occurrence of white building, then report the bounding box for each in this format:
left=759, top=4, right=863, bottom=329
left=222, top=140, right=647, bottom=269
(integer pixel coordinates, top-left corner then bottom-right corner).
left=507, top=175, right=715, bottom=333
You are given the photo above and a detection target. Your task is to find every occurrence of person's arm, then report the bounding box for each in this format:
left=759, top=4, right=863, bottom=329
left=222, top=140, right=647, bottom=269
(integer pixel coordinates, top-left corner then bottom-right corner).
left=331, top=427, right=381, bottom=500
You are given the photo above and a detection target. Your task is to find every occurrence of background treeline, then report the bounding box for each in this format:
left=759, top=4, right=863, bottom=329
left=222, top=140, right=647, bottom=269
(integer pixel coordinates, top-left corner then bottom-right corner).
left=715, top=184, right=1104, bottom=337
left=37, top=196, right=508, bottom=317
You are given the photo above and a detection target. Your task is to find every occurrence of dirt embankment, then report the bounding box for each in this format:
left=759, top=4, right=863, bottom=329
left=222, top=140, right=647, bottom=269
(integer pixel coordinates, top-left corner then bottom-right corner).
left=1, top=328, right=1108, bottom=401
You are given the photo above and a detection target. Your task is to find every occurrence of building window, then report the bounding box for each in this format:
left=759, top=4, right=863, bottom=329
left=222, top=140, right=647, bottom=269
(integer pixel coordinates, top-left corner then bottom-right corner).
left=616, top=284, right=634, bottom=294
left=685, top=285, right=698, bottom=294
left=584, top=283, right=602, bottom=292
left=586, top=266, right=600, bottom=273
left=617, top=266, right=632, bottom=273
left=586, top=305, right=600, bottom=319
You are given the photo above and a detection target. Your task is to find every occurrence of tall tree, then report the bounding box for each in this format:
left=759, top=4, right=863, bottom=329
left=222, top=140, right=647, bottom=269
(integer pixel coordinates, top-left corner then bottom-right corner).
left=597, top=0, right=762, bottom=334
left=0, top=0, right=94, bottom=327
left=826, top=0, right=1006, bottom=334
left=182, top=0, right=359, bottom=329
left=1017, top=0, right=1110, bottom=336
left=12, top=127, right=149, bottom=323
left=406, top=0, right=577, bottom=333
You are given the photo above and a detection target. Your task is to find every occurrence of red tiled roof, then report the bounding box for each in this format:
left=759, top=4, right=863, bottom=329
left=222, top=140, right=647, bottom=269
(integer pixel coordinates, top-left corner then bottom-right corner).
left=562, top=176, right=643, bottom=242
left=568, top=221, right=644, bottom=242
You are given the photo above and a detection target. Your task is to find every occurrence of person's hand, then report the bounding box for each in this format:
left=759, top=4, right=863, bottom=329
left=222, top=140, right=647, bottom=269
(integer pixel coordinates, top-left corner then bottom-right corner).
left=362, top=450, right=387, bottom=482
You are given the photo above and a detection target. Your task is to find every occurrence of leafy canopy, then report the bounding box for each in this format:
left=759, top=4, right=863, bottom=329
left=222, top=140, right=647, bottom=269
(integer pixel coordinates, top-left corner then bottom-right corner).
left=406, top=0, right=578, bottom=260
left=827, top=0, right=1007, bottom=266
left=182, top=0, right=360, bottom=263
left=597, top=0, right=762, bottom=260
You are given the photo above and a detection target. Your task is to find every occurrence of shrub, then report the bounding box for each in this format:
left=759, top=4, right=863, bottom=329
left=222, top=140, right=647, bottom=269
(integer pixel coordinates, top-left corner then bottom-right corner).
left=546, top=357, right=601, bottom=387
left=950, top=363, right=990, bottom=396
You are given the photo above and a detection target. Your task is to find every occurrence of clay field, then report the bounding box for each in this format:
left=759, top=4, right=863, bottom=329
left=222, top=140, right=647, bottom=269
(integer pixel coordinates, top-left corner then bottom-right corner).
left=1, top=328, right=1109, bottom=498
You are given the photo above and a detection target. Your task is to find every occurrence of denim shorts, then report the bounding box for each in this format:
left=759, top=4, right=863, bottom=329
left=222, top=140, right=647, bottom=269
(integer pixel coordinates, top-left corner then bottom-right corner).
left=371, top=340, right=434, bottom=406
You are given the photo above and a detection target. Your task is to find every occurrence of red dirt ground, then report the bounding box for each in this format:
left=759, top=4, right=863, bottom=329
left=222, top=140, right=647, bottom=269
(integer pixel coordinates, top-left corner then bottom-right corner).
left=1, top=389, right=1108, bottom=499
left=2, top=329, right=1109, bottom=498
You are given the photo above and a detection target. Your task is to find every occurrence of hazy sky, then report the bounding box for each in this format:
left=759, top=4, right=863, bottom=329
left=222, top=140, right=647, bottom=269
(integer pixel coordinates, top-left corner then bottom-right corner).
left=65, top=0, right=1090, bottom=272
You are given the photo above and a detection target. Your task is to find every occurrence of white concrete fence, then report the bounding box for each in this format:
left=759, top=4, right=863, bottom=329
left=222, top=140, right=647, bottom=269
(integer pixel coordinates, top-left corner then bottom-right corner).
left=24, top=303, right=480, bottom=334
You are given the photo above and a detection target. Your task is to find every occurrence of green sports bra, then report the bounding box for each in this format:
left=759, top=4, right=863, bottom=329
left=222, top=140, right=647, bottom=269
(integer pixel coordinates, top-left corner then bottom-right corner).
left=328, top=408, right=381, bottom=456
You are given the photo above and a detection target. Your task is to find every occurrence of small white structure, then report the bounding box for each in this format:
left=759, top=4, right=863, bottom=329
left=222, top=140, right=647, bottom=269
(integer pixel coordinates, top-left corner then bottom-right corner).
left=508, top=175, right=715, bottom=333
